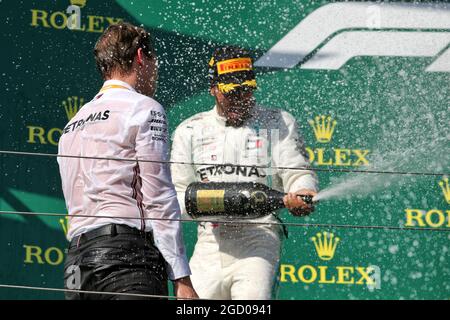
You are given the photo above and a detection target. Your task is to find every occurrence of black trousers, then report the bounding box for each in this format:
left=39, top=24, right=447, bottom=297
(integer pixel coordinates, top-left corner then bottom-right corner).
left=64, top=224, right=168, bottom=300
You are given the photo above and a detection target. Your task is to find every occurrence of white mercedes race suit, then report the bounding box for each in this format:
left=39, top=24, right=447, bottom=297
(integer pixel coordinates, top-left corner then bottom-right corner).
left=170, top=105, right=318, bottom=299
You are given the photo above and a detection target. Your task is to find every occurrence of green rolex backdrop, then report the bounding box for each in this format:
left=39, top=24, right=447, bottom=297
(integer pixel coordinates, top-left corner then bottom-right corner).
left=0, top=0, right=448, bottom=299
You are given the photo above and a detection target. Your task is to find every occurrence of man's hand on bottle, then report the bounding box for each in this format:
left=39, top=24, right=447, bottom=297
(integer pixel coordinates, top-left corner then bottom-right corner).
left=283, top=189, right=317, bottom=216
left=173, top=276, right=199, bottom=300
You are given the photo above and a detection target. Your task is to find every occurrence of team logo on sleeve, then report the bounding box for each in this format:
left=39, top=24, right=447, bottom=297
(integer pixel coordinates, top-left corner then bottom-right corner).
left=148, top=110, right=168, bottom=142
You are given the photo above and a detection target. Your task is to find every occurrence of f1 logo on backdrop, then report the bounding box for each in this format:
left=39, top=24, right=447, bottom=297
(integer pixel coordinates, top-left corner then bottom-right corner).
left=255, top=2, right=450, bottom=72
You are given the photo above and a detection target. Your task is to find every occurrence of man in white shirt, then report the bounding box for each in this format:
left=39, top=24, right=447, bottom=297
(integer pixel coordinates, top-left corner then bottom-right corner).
left=171, top=47, right=319, bottom=299
left=58, top=22, right=197, bottom=300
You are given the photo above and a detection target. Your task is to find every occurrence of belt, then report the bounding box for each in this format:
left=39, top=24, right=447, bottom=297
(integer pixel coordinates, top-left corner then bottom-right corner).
left=70, top=223, right=154, bottom=249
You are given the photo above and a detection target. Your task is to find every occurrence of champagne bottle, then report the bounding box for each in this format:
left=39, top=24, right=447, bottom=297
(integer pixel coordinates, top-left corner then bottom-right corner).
left=185, top=181, right=314, bottom=219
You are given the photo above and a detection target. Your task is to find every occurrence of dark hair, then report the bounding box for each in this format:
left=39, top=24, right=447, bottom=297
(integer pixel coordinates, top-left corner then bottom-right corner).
left=94, top=22, right=155, bottom=79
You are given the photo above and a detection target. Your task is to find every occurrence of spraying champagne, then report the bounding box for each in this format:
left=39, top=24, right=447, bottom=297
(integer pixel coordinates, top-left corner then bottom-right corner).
left=185, top=182, right=317, bottom=219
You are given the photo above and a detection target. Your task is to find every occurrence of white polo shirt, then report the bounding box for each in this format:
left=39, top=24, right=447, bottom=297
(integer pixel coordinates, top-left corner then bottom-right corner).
left=57, top=79, right=190, bottom=280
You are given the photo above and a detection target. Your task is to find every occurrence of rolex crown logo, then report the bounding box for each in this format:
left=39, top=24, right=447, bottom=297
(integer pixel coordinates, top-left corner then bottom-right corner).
left=59, top=216, right=69, bottom=236
left=62, top=96, right=84, bottom=120
left=438, top=176, right=450, bottom=204
left=308, top=115, right=337, bottom=143
left=311, top=231, right=340, bottom=261
left=70, top=0, right=87, bottom=8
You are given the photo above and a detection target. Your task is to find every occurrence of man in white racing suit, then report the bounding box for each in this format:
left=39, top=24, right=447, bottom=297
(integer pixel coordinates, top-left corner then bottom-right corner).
left=170, top=47, right=318, bottom=300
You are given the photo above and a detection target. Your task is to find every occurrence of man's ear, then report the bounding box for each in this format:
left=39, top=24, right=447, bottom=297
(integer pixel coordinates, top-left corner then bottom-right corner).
left=210, top=86, right=217, bottom=96
left=136, top=48, right=144, bottom=66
